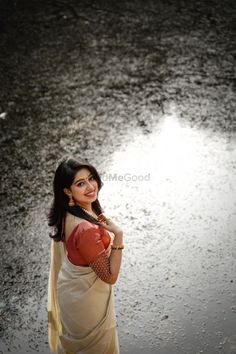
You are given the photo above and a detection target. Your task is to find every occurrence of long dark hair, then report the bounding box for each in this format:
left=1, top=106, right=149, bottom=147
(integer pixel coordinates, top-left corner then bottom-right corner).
left=48, top=157, right=104, bottom=242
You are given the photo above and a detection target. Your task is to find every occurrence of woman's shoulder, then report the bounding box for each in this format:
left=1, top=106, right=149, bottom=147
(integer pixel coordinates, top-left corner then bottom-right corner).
left=70, top=220, right=99, bottom=239
left=65, top=213, right=98, bottom=243
left=66, top=212, right=96, bottom=227
left=76, top=220, right=98, bottom=232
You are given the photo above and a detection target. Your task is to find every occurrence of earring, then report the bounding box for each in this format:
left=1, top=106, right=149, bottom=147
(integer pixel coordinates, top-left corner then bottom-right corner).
left=68, top=194, right=75, bottom=207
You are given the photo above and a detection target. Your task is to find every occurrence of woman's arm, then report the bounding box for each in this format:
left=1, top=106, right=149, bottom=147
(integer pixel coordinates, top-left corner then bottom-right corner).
left=89, top=217, right=123, bottom=284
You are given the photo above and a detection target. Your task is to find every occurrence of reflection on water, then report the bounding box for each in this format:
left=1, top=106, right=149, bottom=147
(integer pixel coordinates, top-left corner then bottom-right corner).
left=100, top=106, right=236, bottom=354
left=2, top=107, right=235, bottom=354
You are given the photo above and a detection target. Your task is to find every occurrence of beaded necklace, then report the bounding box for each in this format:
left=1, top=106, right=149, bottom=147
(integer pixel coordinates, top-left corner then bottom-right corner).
left=81, top=207, right=98, bottom=220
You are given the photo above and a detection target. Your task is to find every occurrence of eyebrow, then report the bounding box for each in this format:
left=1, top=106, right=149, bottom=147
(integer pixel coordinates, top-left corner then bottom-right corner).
left=74, top=173, right=93, bottom=184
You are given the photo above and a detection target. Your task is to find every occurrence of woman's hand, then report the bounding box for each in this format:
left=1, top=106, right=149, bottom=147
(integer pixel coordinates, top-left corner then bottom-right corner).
left=97, top=214, right=123, bottom=236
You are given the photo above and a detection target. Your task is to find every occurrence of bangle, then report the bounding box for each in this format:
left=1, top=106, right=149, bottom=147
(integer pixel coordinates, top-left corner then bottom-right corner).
left=111, top=245, right=124, bottom=250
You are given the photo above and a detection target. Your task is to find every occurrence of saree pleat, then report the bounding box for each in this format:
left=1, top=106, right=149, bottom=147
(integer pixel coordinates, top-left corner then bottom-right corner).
left=48, top=240, right=65, bottom=353
left=47, top=240, right=119, bottom=354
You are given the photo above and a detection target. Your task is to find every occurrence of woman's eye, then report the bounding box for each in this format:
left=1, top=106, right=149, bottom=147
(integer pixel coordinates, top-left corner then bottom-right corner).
left=77, top=182, right=84, bottom=187
left=89, top=176, right=94, bottom=181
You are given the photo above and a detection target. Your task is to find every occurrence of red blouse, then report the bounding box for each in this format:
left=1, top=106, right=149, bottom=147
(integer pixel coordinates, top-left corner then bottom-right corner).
left=64, top=220, right=111, bottom=266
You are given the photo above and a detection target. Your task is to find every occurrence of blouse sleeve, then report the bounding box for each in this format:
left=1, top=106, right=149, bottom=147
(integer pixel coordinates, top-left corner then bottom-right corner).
left=89, top=253, right=112, bottom=283
left=76, top=227, right=106, bottom=264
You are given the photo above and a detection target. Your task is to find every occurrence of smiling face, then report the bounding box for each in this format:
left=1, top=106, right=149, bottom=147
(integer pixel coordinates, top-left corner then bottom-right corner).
left=64, top=167, right=98, bottom=210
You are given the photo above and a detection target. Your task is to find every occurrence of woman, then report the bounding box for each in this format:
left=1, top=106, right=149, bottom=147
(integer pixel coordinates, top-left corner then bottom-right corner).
left=47, top=157, right=124, bottom=354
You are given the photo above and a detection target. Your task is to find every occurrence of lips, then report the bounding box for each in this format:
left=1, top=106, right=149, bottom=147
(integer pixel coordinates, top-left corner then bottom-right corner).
left=85, top=190, right=96, bottom=197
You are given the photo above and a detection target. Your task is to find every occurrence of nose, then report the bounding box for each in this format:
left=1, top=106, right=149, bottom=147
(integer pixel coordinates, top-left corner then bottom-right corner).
left=86, top=181, right=94, bottom=190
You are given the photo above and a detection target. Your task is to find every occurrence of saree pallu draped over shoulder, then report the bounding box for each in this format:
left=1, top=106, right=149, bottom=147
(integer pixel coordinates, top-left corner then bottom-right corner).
left=47, top=240, right=119, bottom=354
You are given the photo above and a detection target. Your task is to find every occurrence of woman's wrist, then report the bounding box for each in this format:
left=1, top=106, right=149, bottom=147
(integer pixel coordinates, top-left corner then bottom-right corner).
left=111, top=244, right=124, bottom=250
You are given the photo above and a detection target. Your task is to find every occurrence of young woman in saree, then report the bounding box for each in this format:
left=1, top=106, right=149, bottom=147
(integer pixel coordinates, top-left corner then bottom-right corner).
left=47, top=157, right=124, bottom=354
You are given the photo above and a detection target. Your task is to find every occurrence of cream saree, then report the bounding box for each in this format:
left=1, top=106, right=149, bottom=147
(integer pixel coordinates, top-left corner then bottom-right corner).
left=47, top=240, right=119, bottom=354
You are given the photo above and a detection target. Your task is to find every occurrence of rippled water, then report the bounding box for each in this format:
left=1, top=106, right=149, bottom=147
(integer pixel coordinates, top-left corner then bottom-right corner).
left=1, top=105, right=236, bottom=354
left=1, top=0, right=236, bottom=352
left=99, top=104, right=236, bottom=354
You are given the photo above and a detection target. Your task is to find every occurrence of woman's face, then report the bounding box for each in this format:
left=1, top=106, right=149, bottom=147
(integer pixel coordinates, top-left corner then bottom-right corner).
left=65, top=167, right=98, bottom=208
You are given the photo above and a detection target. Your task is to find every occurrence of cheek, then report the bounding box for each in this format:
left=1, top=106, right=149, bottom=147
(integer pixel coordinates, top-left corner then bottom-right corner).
left=93, top=180, right=99, bottom=189
left=71, top=186, right=83, bottom=196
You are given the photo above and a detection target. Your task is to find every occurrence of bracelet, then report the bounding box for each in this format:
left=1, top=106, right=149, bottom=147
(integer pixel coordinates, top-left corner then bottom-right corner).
left=111, top=245, right=124, bottom=250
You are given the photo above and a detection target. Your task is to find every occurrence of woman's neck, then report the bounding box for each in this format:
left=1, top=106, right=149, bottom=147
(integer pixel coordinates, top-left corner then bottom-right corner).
left=77, top=203, right=93, bottom=212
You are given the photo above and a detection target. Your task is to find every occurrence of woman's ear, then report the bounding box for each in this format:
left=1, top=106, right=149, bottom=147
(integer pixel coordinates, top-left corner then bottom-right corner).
left=63, top=188, right=70, bottom=196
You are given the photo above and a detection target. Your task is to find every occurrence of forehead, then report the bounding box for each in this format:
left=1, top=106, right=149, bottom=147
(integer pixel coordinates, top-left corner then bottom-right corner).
left=73, top=167, right=92, bottom=181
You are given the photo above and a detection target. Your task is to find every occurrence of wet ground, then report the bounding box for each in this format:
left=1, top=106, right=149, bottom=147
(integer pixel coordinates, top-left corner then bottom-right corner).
left=0, top=0, right=236, bottom=353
